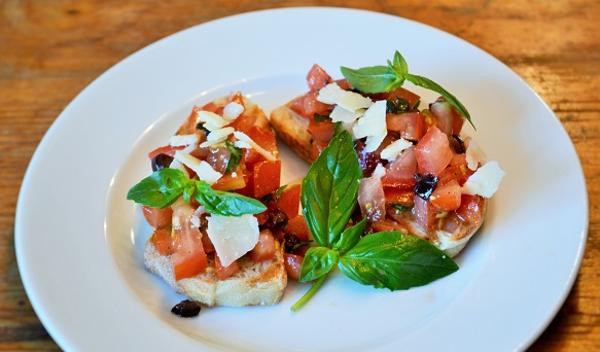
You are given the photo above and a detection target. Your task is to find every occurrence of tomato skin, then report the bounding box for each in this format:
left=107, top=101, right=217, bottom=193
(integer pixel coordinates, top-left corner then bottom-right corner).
left=308, top=119, right=335, bottom=142
left=414, top=126, right=454, bottom=176
left=384, top=187, right=414, bottom=207
left=250, top=230, right=277, bottom=262
left=413, top=195, right=435, bottom=233
left=455, top=194, right=484, bottom=224
left=438, top=153, right=473, bottom=186
left=430, top=98, right=465, bottom=135
left=286, top=215, right=310, bottom=241
left=151, top=228, right=174, bottom=256
left=246, top=126, right=277, bottom=153
left=253, top=159, right=281, bottom=198
left=335, top=79, right=352, bottom=90
left=171, top=204, right=208, bottom=280
left=142, top=206, right=173, bottom=229
left=214, top=256, right=240, bottom=280
left=148, top=145, right=185, bottom=159
left=381, top=147, right=417, bottom=189
left=430, top=179, right=461, bottom=211
left=276, top=184, right=301, bottom=219
left=289, top=90, right=332, bottom=119
left=284, top=253, right=303, bottom=281
left=386, top=112, right=425, bottom=141
left=306, top=64, right=332, bottom=91
left=212, top=171, right=246, bottom=191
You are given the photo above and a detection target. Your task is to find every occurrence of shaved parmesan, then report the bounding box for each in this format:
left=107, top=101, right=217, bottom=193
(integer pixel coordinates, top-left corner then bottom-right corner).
left=352, top=100, right=388, bottom=152
left=169, top=159, right=188, bottom=173
left=223, top=102, right=244, bottom=120
left=330, top=105, right=365, bottom=124
left=317, top=83, right=373, bottom=112
left=207, top=214, right=259, bottom=267
left=169, top=134, right=198, bottom=147
left=462, top=161, right=505, bottom=198
left=233, top=131, right=277, bottom=161
left=372, top=163, right=386, bottom=178
left=196, top=110, right=228, bottom=131
left=173, top=151, right=222, bottom=184
left=199, top=127, right=234, bottom=148
left=380, top=138, right=413, bottom=161
left=465, top=138, right=486, bottom=171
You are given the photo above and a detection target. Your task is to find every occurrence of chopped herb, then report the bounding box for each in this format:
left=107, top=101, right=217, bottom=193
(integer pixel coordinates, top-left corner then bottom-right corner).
left=224, top=141, right=242, bottom=173
left=386, top=97, right=409, bottom=114
left=313, top=114, right=331, bottom=122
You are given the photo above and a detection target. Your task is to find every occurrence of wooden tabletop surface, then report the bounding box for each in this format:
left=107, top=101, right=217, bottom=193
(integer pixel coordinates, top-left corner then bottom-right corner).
left=1, top=0, right=598, bottom=350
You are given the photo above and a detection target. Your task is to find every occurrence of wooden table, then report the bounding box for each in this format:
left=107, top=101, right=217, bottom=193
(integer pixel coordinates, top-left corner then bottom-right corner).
left=1, top=1, right=598, bottom=350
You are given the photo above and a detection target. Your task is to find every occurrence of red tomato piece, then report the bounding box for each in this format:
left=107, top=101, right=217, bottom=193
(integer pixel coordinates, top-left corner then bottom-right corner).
left=413, top=195, right=435, bottom=233
left=414, top=126, right=453, bottom=176
left=289, top=90, right=332, bottom=119
left=381, top=147, right=417, bottom=189
left=250, top=230, right=277, bottom=262
left=148, top=145, right=185, bottom=159
left=171, top=204, right=208, bottom=280
left=246, top=126, right=277, bottom=153
left=284, top=253, right=303, bottom=281
left=387, top=87, right=421, bottom=109
left=306, top=64, right=332, bottom=91
left=335, top=79, right=352, bottom=90
left=438, top=154, right=473, bottom=186
left=310, top=141, right=328, bottom=161
left=276, top=184, right=301, bottom=219
left=230, top=113, right=257, bottom=135
left=150, top=228, right=174, bottom=256
left=386, top=112, right=425, bottom=141
left=212, top=172, right=247, bottom=191
left=286, top=215, right=310, bottom=241
left=201, top=234, right=215, bottom=254
left=308, top=119, right=335, bottom=143
left=455, top=194, right=485, bottom=224
left=253, top=159, right=281, bottom=198
left=383, top=187, right=415, bottom=207
left=142, top=206, right=173, bottom=229
left=214, top=256, right=240, bottom=280
left=430, top=179, right=462, bottom=211
left=372, top=219, right=405, bottom=233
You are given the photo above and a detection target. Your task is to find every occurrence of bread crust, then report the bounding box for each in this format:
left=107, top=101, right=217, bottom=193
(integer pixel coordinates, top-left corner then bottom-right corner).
left=269, top=100, right=486, bottom=257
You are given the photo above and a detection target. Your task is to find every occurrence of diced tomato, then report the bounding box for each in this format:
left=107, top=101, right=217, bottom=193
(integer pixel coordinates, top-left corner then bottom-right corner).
left=250, top=230, right=277, bottom=262
left=420, top=109, right=437, bottom=128
left=430, top=98, right=465, bottom=136
left=214, top=256, right=240, bottom=280
left=335, top=79, right=352, bottom=90
left=199, top=102, right=220, bottom=113
left=142, top=206, right=173, bottom=229
left=150, top=228, right=174, bottom=256
left=381, top=147, right=417, bottom=189
left=276, top=184, right=301, bottom=219
left=148, top=145, right=185, bottom=159
left=253, top=159, right=281, bottom=198
left=212, top=171, right=246, bottom=191
left=308, top=119, right=335, bottom=143
left=414, top=126, right=453, bottom=176
left=284, top=253, right=303, bottom=281
left=455, top=194, right=485, bottom=224
left=310, top=141, right=328, bottom=161
left=387, top=87, right=421, bottom=109
left=358, top=175, right=386, bottom=222
left=289, top=90, right=332, bottom=120
left=246, top=126, right=277, bottom=153
left=230, top=113, right=257, bottom=135
left=255, top=210, right=269, bottom=225
left=384, top=187, right=414, bottom=207
left=176, top=108, right=200, bottom=135
left=438, top=153, right=473, bottom=186
left=171, top=204, right=208, bottom=280
left=286, top=215, right=310, bottom=241
left=242, top=148, right=263, bottom=167
left=413, top=195, right=435, bottom=233
left=430, top=179, right=461, bottom=211
left=372, top=219, right=405, bottom=232
left=201, top=234, right=215, bottom=254
left=306, top=64, right=332, bottom=91
left=386, top=112, right=425, bottom=141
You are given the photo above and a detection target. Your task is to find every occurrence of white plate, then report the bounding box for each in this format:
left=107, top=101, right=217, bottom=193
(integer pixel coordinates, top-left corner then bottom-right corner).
left=15, top=7, right=588, bottom=352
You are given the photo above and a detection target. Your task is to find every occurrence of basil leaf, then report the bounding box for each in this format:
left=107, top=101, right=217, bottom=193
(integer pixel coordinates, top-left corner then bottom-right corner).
left=126, top=168, right=189, bottom=208
left=225, top=141, right=242, bottom=174
left=333, top=218, right=367, bottom=255
left=299, top=247, right=339, bottom=283
left=301, top=130, right=362, bottom=247
left=182, top=183, right=196, bottom=203
left=340, top=65, right=401, bottom=94
left=194, top=181, right=266, bottom=216
left=392, top=50, right=409, bottom=75
left=404, top=73, right=474, bottom=128
left=313, top=114, right=331, bottom=122
left=339, top=231, right=458, bottom=290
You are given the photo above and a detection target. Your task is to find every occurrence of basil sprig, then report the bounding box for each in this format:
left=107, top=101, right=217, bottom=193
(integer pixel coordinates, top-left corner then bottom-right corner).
left=224, top=141, right=242, bottom=173
left=291, top=130, right=458, bottom=311
left=341, top=51, right=474, bottom=128
left=127, top=168, right=266, bottom=216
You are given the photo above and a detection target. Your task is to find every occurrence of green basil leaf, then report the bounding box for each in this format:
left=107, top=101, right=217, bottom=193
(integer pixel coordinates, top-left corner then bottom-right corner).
left=194, top=181, right=266, bottom=216
left=182, top=183, right=196, bottom=203
left=340, top=65, right=401, bottom=94
left=339, top=231, right=458, bottom=290
left=301, top=130, right=362, bottom=247
left=225, top=141, right=242, bottom=174
left=126, top=168, right=189, bottom=208
left=392, top=50, right=409, bottom=75
left=299, top=247, right=339, bottom=283
left=404, top=73, right=474, bottom=128
left=333, top=218, right=367, bottom=255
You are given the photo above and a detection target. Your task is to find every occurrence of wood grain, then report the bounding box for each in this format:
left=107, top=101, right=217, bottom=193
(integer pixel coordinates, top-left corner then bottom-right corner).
left=1, top=0, right=598, bottom=350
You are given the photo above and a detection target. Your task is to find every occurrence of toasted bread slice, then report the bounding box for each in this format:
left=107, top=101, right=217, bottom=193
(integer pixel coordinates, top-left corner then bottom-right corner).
left=269, top=99, right=486, bottom=257
left=144, top=240, right=287, bottom=306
